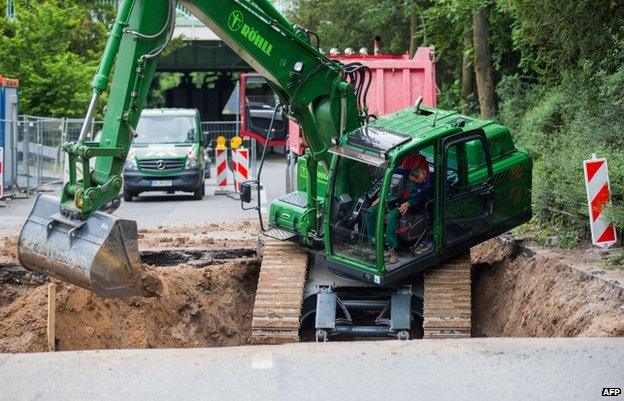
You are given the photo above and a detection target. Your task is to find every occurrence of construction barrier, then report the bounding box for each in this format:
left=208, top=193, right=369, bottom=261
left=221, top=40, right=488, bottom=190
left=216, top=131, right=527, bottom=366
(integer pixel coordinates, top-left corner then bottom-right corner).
left=234, top=148, right=250, bottom=192
left=215, top=148, right=228, bottom=192
left=583, top=155, right=617, bottom=248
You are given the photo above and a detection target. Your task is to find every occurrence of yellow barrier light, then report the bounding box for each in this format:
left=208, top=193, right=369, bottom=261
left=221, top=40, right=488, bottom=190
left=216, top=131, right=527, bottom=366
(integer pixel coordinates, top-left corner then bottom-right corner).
left=231, top=136, right=243, bottom=150
left=216, top=136, right=227, bottom=150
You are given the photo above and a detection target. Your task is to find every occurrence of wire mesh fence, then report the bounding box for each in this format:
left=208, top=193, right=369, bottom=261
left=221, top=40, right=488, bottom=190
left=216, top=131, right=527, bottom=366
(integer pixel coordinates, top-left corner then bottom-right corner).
left=14, top=116, right=104, bottom=192
left=6, top=116, right=256, bottom=194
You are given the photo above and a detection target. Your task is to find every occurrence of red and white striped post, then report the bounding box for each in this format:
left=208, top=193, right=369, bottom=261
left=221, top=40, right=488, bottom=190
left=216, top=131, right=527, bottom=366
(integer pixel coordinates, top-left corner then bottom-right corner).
left=583, top=155, right=617, bottom=248
left=233, top=148, right=250, bottom=193
left=215, top=148, right=229, bottom=195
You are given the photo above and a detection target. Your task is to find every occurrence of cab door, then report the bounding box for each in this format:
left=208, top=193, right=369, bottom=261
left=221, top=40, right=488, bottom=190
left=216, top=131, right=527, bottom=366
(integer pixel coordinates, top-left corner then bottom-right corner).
left=441, top=131, right=495, bottom=249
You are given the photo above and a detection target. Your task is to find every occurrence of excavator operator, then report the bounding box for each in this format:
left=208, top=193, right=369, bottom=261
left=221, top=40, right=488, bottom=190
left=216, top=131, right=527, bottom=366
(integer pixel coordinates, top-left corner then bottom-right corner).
left=366, top=164, right=431, bottom=263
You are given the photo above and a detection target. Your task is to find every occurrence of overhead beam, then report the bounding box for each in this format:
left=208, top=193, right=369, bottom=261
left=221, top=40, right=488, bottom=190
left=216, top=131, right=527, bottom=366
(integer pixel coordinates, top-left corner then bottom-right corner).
left=157, top=40, right=252, bottom=72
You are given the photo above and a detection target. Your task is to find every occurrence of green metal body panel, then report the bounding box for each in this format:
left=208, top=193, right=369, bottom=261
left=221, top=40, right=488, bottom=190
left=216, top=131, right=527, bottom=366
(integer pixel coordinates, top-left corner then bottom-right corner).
left=318, top=106, right=532, bottom=281
left=296, top=155, right=330, bottom=197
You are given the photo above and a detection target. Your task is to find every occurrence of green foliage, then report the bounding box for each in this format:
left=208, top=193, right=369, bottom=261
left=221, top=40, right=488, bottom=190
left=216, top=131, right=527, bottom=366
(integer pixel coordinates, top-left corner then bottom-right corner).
left=286, top=0, right=410, bottom=54
left=0, top=0, right=113, bottom=117
left=606, top=249, right=624, bottom=269
left=502, top=0, right=624, bottom=80
left=289, top=0, right=624, bottom=247
left=498, top=59, right=624, bottom=238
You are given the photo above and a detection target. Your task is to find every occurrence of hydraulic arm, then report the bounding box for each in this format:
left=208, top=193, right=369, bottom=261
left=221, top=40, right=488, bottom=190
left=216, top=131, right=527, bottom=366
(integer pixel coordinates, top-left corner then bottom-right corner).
left=19, top=0, right=367, bottom=297
left=63, top=0, right=363, bottom=219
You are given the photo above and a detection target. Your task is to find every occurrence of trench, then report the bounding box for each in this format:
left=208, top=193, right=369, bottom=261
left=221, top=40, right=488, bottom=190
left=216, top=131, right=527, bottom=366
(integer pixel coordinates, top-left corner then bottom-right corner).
left=471, top=239, right=624, bottom=337
left=1, top=238, right=623, bottom=353
left=141, top=248, right=257, bottom=268
left=0, top=247, right=261, bottom=353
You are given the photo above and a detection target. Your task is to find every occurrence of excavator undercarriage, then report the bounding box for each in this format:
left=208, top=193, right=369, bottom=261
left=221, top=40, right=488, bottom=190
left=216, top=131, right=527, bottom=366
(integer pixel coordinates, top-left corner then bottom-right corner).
left=251, top=239, right=473, bottom=343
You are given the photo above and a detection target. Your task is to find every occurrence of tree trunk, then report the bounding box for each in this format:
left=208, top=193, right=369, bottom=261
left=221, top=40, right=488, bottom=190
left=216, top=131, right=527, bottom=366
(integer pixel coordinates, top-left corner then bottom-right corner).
left=461, top=30, right=474, bottom=114
left=472, top=8, right=496, bottom=119
left=409, top=7, right=419, bottom=58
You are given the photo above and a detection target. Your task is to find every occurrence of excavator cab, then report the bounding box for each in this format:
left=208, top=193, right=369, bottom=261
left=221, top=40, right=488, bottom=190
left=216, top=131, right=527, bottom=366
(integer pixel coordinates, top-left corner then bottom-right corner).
left=320, top=113, right=530, bottom=286
left=327, top=130, right=439, bottom=280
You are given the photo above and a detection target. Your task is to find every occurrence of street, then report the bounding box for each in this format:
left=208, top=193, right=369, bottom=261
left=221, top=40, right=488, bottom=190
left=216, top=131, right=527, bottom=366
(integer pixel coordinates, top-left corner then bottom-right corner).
left=0, top=153, right=287, bottom=235
left=1, top=338, right=622, bottom=401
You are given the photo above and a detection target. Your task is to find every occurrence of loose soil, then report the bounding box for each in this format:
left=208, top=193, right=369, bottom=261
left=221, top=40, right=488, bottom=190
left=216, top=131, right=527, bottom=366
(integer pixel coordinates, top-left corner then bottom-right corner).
left=1, top=221, right=624, bottom=353
left=0, top=221, right=261, bottom=353
left=472, top=238, right=624, bottom=337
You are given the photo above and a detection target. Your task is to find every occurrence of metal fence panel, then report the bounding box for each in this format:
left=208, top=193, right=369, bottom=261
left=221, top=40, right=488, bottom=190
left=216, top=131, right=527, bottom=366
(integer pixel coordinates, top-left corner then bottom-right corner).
left=201, top=120, right=257, bottom=179
left=14, top=117, right=104, bottom=192
left=12, top=117, right=256, bottom=193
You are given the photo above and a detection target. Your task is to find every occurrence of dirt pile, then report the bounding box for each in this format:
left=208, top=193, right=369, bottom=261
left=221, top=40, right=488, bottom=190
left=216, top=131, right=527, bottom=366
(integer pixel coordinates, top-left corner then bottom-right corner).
left=472, top=239, right=624, bottom=337
left=0, top=258, right=260, bottom=353
left=0, top=235, right=18, bottom=265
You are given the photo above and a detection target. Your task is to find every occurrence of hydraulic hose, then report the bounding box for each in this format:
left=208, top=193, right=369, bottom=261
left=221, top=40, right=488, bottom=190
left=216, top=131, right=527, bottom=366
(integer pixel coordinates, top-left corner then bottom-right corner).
left=78, top=0, right=175, bottom=142
left=141, top=0, right=176, bottom=61
left=242, top=104, right=283, bottom=233
left=124, top=0, right=174, bottom=41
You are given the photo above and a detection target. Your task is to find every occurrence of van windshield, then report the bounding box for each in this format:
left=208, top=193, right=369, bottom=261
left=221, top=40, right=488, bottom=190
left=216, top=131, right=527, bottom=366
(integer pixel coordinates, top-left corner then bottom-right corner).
left=134, top=115, right=196, bottom=145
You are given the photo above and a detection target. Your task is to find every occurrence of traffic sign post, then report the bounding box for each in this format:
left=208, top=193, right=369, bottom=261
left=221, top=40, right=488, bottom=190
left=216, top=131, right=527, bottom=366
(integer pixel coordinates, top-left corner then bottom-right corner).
left=583, top=155, right=617, bottom=248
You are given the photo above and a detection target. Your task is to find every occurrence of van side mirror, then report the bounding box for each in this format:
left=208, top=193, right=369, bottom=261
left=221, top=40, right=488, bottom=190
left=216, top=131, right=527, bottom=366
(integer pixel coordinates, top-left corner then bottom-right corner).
left=202, top=133, right=210, bottom=147
left=241, top=181, right=253, bottom=203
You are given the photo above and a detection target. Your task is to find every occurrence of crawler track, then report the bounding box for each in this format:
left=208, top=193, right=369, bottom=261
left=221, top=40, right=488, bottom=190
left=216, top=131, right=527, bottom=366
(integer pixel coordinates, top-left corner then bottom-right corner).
left=251, top=239, right=309, bottom=344
left=423, top=252, right=472, bottom=339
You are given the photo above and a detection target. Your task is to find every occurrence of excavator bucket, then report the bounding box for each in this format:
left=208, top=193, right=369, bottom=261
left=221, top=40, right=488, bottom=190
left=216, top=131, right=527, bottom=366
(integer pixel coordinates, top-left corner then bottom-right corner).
left=18, top=194, right=162, bottom=298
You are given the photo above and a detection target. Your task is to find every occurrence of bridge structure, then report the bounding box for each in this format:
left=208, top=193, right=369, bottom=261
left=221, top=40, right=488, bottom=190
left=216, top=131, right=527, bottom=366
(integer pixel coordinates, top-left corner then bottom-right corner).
left=92, top=1, right=296, bottom=119
left=92, top=1, right=296, bottom=72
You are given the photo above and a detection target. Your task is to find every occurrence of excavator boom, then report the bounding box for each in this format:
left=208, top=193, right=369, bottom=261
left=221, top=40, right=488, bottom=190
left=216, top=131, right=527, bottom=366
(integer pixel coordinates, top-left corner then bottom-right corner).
left=19, top=0, right=363, bottom=297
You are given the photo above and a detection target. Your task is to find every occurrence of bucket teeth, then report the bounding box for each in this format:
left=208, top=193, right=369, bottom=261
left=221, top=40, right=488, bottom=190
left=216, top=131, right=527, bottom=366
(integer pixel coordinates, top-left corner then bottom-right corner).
left=18, top=194, right=162, bottom=298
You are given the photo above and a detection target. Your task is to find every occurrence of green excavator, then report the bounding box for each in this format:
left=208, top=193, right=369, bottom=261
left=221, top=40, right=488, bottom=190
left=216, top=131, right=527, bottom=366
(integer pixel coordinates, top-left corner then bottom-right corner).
left=18, top=0, right=532, bottom=341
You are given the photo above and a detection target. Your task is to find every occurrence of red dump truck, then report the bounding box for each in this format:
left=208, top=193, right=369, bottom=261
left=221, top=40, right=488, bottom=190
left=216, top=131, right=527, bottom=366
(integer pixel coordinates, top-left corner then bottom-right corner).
left=237, top=46, right=438, bottom=155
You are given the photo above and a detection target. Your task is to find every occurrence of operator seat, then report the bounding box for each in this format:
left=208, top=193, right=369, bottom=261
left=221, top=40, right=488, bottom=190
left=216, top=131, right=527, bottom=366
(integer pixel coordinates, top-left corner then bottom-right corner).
left=401, top=153, right=430, bottom=179
left=397, top=208, right=429, bottom=242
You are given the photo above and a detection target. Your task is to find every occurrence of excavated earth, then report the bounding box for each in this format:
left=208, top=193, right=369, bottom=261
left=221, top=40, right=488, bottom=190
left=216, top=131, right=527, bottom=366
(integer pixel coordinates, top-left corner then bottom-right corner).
left=0, top=221, right=261, bottom=353
left=1, top=221, right=624, bottom=353
left=472, top=238, right=624, bottom=337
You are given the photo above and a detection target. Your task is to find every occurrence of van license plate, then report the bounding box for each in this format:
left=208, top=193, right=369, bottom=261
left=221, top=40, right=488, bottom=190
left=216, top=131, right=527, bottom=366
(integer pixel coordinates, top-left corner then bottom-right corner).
left=151, top=180, right=173, bottom=187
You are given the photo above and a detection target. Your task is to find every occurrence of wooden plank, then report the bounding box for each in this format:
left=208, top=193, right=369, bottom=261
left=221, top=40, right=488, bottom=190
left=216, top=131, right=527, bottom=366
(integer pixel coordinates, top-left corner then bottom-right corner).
left=47, top=283, right=56, bottom=352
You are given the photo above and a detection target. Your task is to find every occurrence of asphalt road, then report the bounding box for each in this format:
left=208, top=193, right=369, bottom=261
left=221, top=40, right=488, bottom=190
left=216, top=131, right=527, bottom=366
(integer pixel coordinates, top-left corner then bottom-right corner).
left=1, top=338, right=622, bottom=401
left=0, top=153, right=288, bottom=235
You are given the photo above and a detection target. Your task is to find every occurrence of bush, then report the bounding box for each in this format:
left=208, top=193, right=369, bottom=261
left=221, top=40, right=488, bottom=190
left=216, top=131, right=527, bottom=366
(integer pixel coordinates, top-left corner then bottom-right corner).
left=497, top=62, right=624, bottom=243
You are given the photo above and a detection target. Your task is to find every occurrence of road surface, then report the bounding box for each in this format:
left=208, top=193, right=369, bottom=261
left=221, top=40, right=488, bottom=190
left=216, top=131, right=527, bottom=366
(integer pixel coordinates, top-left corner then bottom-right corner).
left=0, top=338, right=622, bottom=401
left=0, top=153, right=287, bottom=235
